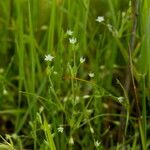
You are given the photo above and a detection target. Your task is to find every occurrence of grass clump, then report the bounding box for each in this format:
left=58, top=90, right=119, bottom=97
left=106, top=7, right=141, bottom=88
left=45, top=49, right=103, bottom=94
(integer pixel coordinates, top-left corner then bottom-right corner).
left=0, top=0, right=150, bottom=149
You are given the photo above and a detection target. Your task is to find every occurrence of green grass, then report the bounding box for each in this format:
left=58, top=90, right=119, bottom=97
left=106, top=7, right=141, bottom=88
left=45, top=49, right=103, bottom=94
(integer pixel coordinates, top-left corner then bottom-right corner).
left=0, top=0, right=150, bottom=149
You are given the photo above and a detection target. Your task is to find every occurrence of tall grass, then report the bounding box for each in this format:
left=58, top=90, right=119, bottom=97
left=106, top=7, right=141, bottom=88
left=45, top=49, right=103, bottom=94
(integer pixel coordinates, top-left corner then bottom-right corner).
left=0, top=0, right=149, bottom=149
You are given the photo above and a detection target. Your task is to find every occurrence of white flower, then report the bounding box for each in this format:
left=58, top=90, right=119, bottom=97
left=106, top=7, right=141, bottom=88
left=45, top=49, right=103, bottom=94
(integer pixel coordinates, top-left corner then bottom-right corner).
left=80, top=57, right=86, bottom=64
left=66, top=29, right=73, bottom=36
left=103, top=103, right=109, bottom=109
left=107, top=24, right=113, bottom=32
left=88, top=72, right=95, bottom=78
left=96, top=16, right=104, bottom=23
left=12, top=133, right=18, bottom=139
left=122, top=12, right=126, bottom=17
left=3, top=89, right=8, bottom=95
left=100, top=65, right=105, bottom=70
left=90, top=127, right=94, bottom=133
left=48, top=124, right=51, bottom=129
left=75, top=96, right=79, bottom=101
left=64, top=97, right=68, bottom=102
left=44, top=54, right=54, bottom=62
left=118, top=97, right=124, bottom=103
left=74, top=96, right=80, bottom=105
left=41, top=25, right=48, bottom=30
left=39, top=106, right=44, bottom=113
left=53, top=71, right=58, bottom=75
left=69, top=136, right=74, bottom=145
left=69, top=37, right=77, bottom=44
left=57, top=126, right=64, bottom=133
left=83, top=95, right=90, bottom=99
left=95, top=140, right=100, bottom=147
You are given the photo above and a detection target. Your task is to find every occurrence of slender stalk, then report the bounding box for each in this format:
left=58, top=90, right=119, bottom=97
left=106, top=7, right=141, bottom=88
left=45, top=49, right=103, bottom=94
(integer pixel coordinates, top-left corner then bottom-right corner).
left=129, top=0, right=147, bottom=149
left=129, top=0, right=141, bottom=118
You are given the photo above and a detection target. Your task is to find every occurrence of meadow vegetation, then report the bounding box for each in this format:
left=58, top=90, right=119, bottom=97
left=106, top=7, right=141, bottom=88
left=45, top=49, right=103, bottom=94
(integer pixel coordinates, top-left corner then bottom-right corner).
left=0, top=0, right=150, bottom=149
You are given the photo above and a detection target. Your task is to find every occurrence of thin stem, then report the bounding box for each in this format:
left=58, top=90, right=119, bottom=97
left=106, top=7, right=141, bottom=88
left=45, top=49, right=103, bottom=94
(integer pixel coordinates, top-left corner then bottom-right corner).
left=129, top=0, right=141, bottom=118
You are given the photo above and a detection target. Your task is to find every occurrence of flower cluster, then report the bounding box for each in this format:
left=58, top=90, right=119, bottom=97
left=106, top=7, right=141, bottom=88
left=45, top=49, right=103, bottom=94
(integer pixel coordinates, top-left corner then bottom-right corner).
left=66, top=29, right=77, bottom=45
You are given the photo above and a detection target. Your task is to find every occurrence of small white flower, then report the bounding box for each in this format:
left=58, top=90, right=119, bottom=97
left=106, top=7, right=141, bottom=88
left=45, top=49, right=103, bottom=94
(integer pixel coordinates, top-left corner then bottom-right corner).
left=75, top=96, right=79, bottom=101
left=100, top=65, right=105, bottom=70
left=107, top=24, right=113, bottom=32
left=39, top=106, right=44, bottom=113
left=3, top=89, right=8, bottom=95
left=64, top=97, right=68, bottom=102
left=86, top=109, right=93, bottom=114
left=83, top=95, right=90, bottom=99
left=103, top=103, right=109, bottom=109
left=41, top=25, right=48, bottom=30
left=69, top=37, right=77, bottom=44
left=53, top=71, right=58, bottom=75
left=69, top=136, right=74, bottom=145
left=57, top=126, right=64, bottom=133
left=44, top=54, right=54, bottom=62
left=48, top=124, right=51, bottom=129
left=12, top=133, right=18, bottom=139
left=66, top=29, right=73, bottom=36
left=122, top=12, right=126, bottom=17
left=96, top=16, right=104, bottom=23
left=88, top=72, right=95, bottom=78
left=74, top=96, right=80, bottom=105
left=95, top=140, right=100, bottom=147
left=118, top=97, right=124, bottom=103
left=80, top=57, right=86, bottom=64
left=90, top=127, right=94, bottom=133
